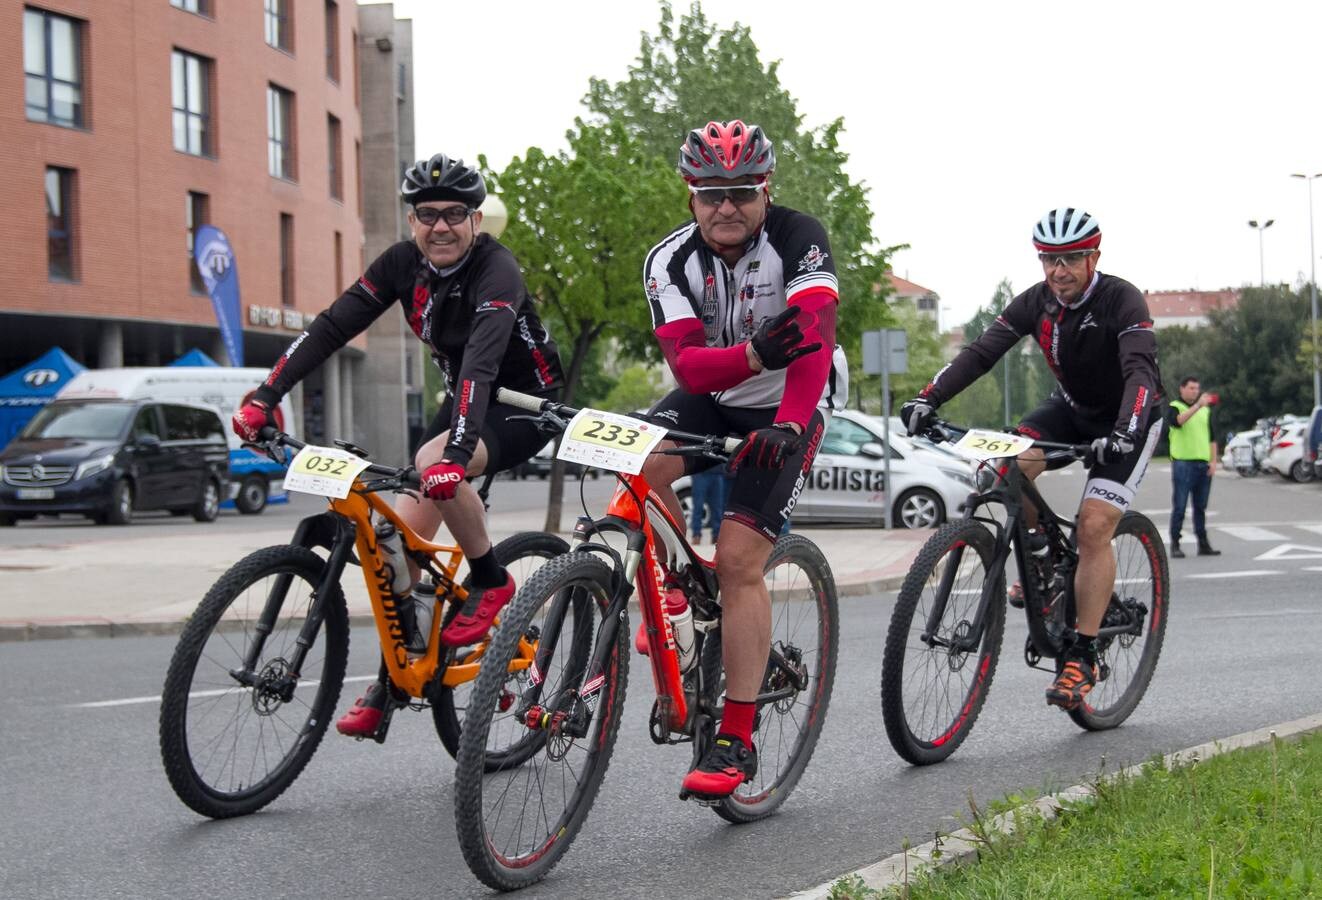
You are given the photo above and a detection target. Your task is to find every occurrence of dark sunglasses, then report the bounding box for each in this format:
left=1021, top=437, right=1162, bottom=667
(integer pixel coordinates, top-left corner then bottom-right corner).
left=414, top=205, right=472, bottom=227
left=688, top=184, right=764, bottom=207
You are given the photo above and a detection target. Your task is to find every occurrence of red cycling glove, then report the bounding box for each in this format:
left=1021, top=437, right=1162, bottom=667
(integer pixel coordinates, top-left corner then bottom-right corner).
left=421, top=460, right=467, bottom=500
left=232, top=400, right=275, bottom=443
left=730, top=423, right=802, bottom=473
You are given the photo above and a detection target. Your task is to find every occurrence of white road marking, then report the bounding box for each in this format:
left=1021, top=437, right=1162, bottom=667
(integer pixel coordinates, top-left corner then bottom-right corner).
left=1255, top=544, right=1322, bottom=561
left=1217, top=525, right=1290, bottom=541
left=70, top=674, right=378, bottom=709
left=1298, top=524, right=1322, bottom=537
left=1185, top=570, right=1283, bottom=579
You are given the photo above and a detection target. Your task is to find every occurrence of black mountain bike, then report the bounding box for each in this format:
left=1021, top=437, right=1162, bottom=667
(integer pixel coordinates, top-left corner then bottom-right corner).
left=881, top=420, right=1169, bottom=765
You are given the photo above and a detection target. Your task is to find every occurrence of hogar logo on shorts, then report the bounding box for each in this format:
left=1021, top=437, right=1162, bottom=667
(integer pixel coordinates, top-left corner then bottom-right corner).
left=797, top=245, right=829, bottom=272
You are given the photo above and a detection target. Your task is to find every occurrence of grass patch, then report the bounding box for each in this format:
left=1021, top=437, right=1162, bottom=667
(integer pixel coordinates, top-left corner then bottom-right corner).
left=832, top=731, right=1322, bottom=899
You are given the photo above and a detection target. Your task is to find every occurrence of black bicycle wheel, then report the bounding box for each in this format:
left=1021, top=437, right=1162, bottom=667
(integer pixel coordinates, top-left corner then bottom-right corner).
left=881, top=520, right=1005, bottom=765
left=433, top=531, right=570, bottom=767
left=159, top=545, right=348, bottom=818
left=713, top=533, right=839, bottom=823
left=453, top=553, right=625, bottom=891
left=1069, top=511, right=1169, bottom=730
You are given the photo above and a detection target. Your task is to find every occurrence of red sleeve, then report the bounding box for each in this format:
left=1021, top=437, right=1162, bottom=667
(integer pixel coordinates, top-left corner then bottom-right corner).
left=655, top=319, right=755, bottom=393
left=773, top=288, right=837, bottom=427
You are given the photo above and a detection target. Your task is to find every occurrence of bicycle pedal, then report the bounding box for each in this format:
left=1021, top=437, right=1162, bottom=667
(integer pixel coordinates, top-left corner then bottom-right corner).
left=677, top=789, right=723, bottom=807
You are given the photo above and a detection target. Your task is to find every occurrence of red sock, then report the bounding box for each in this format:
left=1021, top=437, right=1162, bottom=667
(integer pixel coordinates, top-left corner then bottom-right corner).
left=720, top=699, right=756, bottom=745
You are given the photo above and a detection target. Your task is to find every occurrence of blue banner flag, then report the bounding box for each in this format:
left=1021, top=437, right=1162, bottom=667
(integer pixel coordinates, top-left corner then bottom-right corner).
left=194, top=225, right=244, bottom=367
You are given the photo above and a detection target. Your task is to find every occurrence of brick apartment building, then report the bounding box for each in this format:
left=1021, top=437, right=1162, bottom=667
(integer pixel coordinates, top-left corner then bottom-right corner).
left=1, top=0, right=421, bottom=461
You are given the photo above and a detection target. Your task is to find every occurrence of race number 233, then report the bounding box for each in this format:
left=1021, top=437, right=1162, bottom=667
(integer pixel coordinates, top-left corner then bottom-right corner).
left=570, top=418, right=644, bottom=451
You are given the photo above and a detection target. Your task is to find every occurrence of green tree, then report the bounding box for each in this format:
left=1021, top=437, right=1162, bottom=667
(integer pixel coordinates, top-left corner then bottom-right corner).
left=853, top=302, right=944, bottom=417
left=584, top=0, right=900, bottom=368
left=601, top=363, right=665, bottom=413
left=488, top=121, right=681, bottom=530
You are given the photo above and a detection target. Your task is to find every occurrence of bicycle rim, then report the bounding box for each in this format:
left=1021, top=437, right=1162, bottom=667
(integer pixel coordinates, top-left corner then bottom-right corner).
left=717, top=534, right=839, bottom=822
left=433, top=531, right=570, bottom=767
left=453, top=553, right=626, bottom=891
left=159, top=545, right=347, bottom=818
left=1070, top=513, right=1169, bottom=730
left=881, top=521, right=1004, bottom=765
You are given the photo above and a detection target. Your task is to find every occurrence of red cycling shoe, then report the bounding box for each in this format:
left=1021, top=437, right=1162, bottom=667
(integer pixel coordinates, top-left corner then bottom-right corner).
left=335, top=681, right=406, bottom=741
left=441, top=572, right=515, bottom=646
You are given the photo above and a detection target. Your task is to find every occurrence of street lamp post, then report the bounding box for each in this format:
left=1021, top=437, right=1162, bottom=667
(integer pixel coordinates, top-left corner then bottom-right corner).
left=1290, top=173, right=1322, bottom=408
left=1247, top=219, right=1274, bottom=287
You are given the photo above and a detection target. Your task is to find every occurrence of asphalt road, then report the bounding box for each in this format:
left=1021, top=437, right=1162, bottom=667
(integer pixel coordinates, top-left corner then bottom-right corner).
left=3, top=465, right=1321, bottom=899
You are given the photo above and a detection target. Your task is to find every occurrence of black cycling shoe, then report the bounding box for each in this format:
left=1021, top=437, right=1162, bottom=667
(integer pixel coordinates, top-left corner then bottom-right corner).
left=679, top=734, right=757, bottom=801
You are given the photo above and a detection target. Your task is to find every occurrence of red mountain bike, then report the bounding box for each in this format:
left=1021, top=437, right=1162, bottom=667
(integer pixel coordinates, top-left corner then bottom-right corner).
left=452, top=389, right=839, bottom=890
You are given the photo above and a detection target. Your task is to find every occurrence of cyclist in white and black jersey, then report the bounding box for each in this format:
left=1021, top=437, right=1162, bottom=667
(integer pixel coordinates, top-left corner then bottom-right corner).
left=640, top=120, right=846, bottom=800
left=233, top=154, right=564, bottom=740
left=901, top=208, right=1164, bottom=712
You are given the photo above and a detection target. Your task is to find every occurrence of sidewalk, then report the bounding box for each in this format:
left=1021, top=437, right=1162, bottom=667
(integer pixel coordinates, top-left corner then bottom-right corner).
left=0, top=512, right=931, bottom=640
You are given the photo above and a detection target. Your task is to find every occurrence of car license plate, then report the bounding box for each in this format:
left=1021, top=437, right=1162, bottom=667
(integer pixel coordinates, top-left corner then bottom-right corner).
left=16, top=488, right=55, bottom=500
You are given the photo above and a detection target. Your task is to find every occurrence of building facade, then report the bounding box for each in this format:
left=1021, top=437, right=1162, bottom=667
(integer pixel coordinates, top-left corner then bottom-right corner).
left=1, top=0, right=417, bottom=459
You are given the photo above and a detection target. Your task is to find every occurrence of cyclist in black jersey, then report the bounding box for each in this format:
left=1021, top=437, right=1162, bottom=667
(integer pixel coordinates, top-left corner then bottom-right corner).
left=901, top=207, right=1163, bottom=711
left=641, top=121, right=844, bottom=799
left=233, top=154, right=564, bottom=739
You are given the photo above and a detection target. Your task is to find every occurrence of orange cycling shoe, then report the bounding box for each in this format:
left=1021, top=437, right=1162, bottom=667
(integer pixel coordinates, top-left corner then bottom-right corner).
left=679, top=734, right=758, bottom=800
left=1045, top=658, right=1097, bottom=710
left=441, top=572, right=515, bottom=646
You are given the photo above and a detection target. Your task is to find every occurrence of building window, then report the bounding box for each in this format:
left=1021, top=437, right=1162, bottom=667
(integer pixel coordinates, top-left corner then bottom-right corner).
left=46, top=167, right=75, bottom=281
left=186, top=192, right=209, bottom=294
left=351, top=29, right=360, bottom=107
left=170, top=0, right=212, bottom=15
left=267, top=84, right=295, bottom=180
left=355, top=139, right=362, bottom=218
left=171, top=50, right=212, bottom=156
left=280, top=213, right=295, bottom=307
left=24, top=8, right=84, bottom=128
left=327, top=114, right=342, bottom=200
left=325, top=1, right=340, bottom=81
left=334, top=230, right=343, bottom=294
left=264, top=0, right=292, bottom=52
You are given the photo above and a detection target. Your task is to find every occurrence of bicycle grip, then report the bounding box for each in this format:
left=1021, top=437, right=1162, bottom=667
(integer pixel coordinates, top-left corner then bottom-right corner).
left=496, top=388, right=548, bottom=413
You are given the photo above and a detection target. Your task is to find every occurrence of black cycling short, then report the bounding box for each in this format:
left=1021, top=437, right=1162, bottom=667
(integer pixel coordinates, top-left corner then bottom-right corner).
left=1017, top=393, right=1163, bottom=512
left=646, top=389, right=826, bottom=541
left=419, top=387, right=559, bottom=475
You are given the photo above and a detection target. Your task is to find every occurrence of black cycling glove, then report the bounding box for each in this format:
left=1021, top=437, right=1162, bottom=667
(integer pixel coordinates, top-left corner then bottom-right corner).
left=730, top=423, right=802, bottom=472
left=751, top=307, right=822, bottom=371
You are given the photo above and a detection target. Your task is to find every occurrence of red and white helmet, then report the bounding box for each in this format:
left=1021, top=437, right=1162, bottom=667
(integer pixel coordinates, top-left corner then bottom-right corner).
left=1032, top=208, right=1101, bottom=252
left=677, top=120, right=775, bottom=182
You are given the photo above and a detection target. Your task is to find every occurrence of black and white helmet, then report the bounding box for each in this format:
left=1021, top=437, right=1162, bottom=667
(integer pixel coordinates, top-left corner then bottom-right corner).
left=400, top=153, right=487, bottom=208
left=1032, top=207, right=1101, bottom=252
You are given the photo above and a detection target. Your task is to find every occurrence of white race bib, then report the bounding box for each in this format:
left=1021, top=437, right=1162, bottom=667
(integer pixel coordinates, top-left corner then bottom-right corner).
left=951, top=429, right=1034, bottom=461
left=283, top=445, right=371, bottom=498
left=557, top=409, right=668, bottom=475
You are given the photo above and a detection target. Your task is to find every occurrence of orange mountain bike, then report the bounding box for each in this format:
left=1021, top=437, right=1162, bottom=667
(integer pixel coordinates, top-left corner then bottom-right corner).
left=452, top=389, right=839, bottom=891
left=158, top=430, right=566, bottom=818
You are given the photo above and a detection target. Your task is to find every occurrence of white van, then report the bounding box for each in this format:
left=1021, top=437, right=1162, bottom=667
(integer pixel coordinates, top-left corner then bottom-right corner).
left=57, top=367, right=296, bottom=513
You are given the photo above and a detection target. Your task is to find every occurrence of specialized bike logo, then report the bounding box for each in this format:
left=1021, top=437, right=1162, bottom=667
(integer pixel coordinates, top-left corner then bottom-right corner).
left=22, top=369, right=60, bottom=388
left=797, top=245, right=829, bottom=272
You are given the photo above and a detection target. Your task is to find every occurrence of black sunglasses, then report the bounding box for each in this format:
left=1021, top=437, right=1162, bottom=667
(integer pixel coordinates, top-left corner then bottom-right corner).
left=414, top=205, right=472, bottom=227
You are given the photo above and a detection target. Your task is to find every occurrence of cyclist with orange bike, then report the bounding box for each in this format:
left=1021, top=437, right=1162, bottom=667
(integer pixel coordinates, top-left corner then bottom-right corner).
left=232, top=154, right=563, bottom=741
left=641, top=120, right=847, bottom=799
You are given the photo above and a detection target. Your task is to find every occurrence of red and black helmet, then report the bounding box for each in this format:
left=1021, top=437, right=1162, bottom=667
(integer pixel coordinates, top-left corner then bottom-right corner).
left=677, top=120, right=776, bottom=182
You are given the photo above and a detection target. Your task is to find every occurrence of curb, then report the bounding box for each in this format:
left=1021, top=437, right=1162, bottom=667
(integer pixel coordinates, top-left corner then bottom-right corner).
left=0, top=575, right=908, bottom=642
left=784, top=711, right=1322, bottom=899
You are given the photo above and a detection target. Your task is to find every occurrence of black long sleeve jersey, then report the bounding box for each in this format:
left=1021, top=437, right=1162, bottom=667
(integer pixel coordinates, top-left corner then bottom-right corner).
left=254, top=236, right=563, bottom=466
left=920, top=273, right=1163, bottom=437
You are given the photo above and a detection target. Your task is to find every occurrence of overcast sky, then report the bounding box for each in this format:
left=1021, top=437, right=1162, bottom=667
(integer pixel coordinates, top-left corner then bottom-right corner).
left=377, top=0, right=1322, bottom=329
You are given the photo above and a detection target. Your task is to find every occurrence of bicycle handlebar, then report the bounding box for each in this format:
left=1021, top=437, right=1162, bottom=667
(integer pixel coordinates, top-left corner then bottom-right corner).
left=253, top=427, right=422, bottom=490
left=495, top=388, right=744, bottom=457
left=924, top=418, right=1092, bottom=459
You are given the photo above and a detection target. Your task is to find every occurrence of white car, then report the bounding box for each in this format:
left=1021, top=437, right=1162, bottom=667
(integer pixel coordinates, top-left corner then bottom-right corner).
left=675, top=408, right=976, bottom=529
left=1222, top=429, right=1266, bottom=476
left=1264, top=421, right=1314, bottom=482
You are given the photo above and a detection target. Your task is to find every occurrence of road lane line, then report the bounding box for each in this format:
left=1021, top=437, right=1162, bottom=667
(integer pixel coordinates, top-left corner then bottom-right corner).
left=1184, top=569, right=1282, bottom=579
left=70, top=674, right=378, bottom=708
left=1216, top=525, right=1290, bottom=541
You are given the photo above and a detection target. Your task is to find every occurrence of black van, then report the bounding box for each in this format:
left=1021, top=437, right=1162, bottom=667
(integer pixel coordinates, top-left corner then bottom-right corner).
left=0, top=399, right=230, bottom=526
